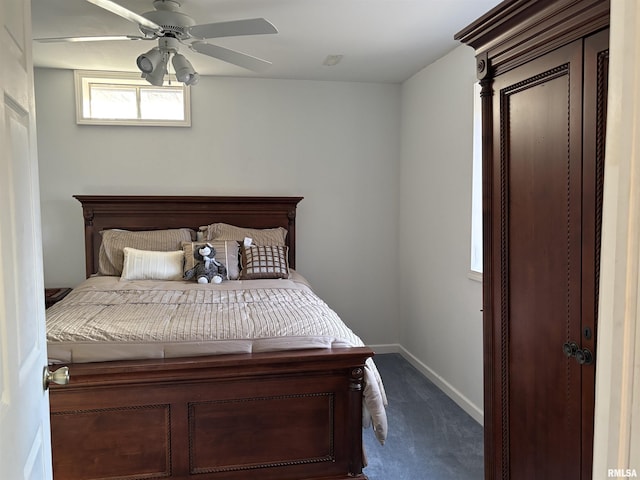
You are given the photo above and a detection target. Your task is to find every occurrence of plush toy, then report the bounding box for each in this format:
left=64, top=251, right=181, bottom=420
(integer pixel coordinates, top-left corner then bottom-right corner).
left=184, top=243, right=227, bottom=284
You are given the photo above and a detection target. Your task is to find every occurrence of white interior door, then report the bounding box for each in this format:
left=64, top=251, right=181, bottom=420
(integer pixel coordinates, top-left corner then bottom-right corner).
left=0, top=0, right=53, bottom=478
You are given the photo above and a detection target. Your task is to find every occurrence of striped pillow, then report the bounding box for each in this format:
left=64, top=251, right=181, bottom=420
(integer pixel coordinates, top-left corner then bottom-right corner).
left=240, top=245, right=290, bottom=280
left=120, top=248, right=184, bottom=281
left=203, top=223, right=287, bottom=246
left=98, top=228, right=194, bottom=276
left=181, top=240, right=240, bottom=280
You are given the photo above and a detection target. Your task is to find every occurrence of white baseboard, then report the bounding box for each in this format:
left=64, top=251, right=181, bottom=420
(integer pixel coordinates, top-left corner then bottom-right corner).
left=367, top=343, right=484, bottom=426
left=367, top=343, right=402, bottom=355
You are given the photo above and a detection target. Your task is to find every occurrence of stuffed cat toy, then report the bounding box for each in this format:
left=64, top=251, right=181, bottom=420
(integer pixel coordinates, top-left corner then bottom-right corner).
left=184, top=243, right=227, bottom=284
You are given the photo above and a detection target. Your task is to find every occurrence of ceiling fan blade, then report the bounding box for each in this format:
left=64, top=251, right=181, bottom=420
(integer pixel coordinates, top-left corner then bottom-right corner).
left=35, top=35, right=148, bottom=43
left=86, top=0, right=162, bottom=34
left=189, top=18, right=277, bottom=40
left=190, top=41, right=272, bottom=72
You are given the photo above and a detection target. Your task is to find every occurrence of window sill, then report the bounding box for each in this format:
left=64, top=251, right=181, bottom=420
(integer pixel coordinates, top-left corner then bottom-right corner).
left=468, top=270, right=483, bottom=282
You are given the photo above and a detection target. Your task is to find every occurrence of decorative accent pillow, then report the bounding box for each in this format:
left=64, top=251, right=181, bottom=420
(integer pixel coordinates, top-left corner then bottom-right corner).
left=203, top=223, right=287, bottom=246
left=98, top=228, right=194, bottom=276
left=120, top=248, right=184, bottom=281
left=181, top=240, right=240, bottom=280
left=240, top=245, right=290, bottom=280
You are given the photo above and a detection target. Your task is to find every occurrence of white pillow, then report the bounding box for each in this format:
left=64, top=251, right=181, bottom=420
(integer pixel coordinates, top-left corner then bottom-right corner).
left=120, top=247, right=184, bottom=281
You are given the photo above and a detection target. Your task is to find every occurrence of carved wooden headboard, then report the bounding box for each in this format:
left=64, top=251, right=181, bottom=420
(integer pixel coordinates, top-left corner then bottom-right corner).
left=74, top=195, right=304, bottom=278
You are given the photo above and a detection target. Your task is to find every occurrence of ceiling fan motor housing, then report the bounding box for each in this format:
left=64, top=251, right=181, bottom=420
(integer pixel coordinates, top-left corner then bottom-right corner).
left=139, top=0, right=195, bottom=40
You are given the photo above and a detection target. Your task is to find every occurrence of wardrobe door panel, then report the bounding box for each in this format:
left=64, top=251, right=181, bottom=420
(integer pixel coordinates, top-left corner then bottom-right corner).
left=580, top=27, right=609, bottom=479
left=490, top=40, right=584, bottom=480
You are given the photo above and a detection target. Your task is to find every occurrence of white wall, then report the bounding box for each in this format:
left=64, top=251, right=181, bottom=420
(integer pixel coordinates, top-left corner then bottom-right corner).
left=34, top=69, right=401, bottom=346
left=398, top=45, right=483, bottom=420
left=35, top=50, right=487, bottom=420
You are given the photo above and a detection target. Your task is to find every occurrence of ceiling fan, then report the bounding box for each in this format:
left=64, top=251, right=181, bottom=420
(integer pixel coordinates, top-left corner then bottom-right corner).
left=35, top=0, right=278, bottom=86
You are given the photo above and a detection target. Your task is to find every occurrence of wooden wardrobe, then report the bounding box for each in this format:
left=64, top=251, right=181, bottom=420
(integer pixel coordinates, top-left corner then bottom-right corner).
left=456, top=1, right=609, bottom=479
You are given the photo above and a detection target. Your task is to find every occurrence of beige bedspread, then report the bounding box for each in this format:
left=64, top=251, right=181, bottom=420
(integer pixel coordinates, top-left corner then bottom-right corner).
left=46, top=273, right=388, bottom=444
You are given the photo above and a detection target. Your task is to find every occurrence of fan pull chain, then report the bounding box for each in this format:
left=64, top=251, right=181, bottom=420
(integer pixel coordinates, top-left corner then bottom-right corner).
left=166, top=52, right=172, bottom=85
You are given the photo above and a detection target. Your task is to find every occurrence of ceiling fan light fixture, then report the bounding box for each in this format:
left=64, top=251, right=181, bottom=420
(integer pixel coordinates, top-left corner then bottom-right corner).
left=142, top=55, right=168, bottom=86
left=172, top=53, right=199, bottom=85
left=185, top=72, right=200, bottom=86
left=137, top=47, right=163, bottom=74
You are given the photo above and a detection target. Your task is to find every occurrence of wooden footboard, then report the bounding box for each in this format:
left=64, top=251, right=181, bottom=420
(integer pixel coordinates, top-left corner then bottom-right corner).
left=49, top=348, right=372, bottom=480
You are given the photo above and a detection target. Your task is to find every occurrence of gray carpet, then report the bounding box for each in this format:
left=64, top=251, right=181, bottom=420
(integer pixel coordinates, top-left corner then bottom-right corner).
left=362, top=353, right=484, bottom=480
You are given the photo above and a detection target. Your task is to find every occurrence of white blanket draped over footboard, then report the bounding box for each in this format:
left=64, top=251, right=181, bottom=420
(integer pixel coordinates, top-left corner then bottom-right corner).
left=46, top=273, right=388, bottom=444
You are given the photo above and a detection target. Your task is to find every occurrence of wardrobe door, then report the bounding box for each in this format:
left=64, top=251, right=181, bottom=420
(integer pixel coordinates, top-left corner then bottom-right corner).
left=488, top=39, right=584, bottom=480
left=580, top=27, right=609, bottom=479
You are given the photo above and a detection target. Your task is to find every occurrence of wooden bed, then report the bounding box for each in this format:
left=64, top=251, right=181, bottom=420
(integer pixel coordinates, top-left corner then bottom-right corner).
left=48, top=195, right=373, bottom=480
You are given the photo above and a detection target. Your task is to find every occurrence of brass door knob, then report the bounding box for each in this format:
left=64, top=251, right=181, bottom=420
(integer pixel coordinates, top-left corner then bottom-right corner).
left=43, top=366, right=69, bottom=390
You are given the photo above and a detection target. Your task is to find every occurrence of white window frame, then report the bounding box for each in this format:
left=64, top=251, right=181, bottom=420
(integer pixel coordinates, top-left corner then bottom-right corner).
left=469, top=82, right=483, bottom=282
left=74, top=70, right=191, bottom=127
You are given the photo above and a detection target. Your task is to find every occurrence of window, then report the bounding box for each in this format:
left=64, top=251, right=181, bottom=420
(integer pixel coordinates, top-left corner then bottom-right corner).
left=469, top=82, right=483, bottom=281
left=74, top=70, right=191, bottom=126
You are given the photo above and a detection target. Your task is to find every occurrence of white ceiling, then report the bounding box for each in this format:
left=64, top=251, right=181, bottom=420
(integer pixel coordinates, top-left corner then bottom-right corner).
left=31, top=0, right=503, bottom=84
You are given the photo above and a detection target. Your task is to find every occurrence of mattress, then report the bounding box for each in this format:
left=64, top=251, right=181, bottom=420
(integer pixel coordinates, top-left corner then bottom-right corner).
left=46, top=272, right=366, bottom=362
left=46, top=272, right=388, bottom=443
